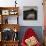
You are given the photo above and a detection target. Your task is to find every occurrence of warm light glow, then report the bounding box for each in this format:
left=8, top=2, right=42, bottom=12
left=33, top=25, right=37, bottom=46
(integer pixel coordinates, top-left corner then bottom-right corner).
left=14, top=29, right=17, bottom=32
left=0, top=15, right=1, bottom=20
left=11, top=10, right=14, bottom=11
left=0, top=32, right=1, bottom=41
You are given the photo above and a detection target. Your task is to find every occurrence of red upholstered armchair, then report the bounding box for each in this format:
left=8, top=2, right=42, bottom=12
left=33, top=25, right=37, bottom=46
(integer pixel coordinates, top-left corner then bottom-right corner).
left=21, top=28, right=41, bottom=46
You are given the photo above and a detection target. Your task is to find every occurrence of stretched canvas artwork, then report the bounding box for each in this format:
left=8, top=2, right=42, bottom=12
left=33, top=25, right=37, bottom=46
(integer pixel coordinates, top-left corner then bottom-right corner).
left=23, top=6, right=37, bottom=20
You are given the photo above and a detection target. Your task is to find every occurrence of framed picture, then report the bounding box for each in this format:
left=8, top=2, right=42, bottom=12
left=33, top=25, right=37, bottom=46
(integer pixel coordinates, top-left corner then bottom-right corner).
left=23, top=6, right=37, bottom=20
left=2, top=10, right=9, bottom=15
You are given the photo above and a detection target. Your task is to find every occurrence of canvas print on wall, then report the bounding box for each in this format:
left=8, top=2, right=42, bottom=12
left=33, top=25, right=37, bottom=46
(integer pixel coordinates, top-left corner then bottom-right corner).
left=23, top=6, right=37, bottom=20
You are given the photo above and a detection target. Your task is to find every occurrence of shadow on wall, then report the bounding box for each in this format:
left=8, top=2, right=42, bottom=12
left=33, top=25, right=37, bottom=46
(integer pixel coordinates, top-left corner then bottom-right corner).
left=18, top=26, right=43, bottom=44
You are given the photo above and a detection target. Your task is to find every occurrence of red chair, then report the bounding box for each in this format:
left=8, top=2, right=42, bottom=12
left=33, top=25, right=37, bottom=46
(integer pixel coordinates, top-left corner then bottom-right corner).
left=21, top=28, right=41, bottom=46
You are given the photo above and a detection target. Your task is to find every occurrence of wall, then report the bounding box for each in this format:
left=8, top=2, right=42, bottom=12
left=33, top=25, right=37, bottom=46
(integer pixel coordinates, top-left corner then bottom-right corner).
left=0, top=0, right=15, bottom=7
left=0, top=0, right=44, bottom=26
left=18, top=0, right=44, bottom=26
